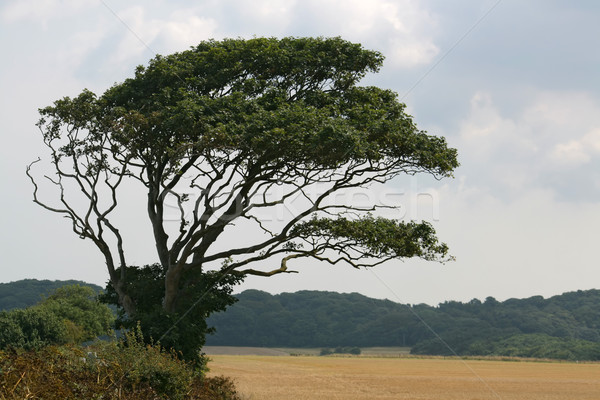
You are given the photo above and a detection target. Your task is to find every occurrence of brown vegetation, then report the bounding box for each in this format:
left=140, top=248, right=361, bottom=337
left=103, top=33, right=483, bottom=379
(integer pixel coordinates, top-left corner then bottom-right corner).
left=0, top=339, right=241, bottom=400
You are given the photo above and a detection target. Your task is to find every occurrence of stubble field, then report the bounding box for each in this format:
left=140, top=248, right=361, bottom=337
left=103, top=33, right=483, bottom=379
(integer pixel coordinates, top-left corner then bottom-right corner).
left=207, top=354, right=600, bottom=400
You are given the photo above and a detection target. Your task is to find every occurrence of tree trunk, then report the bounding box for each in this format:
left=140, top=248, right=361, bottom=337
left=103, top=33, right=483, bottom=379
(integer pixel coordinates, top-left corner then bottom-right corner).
left=163, top=266, right=181, bottom=313
left=112, top=279, right=136, bottom=316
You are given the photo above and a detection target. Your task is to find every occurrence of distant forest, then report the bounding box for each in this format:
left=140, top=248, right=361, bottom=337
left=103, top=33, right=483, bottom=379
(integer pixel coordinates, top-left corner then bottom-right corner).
left=2, top=280, right=600, bottom=361
left=0, top=279, right=103, bottom=311
left=206, top=289, right=600, bottom=361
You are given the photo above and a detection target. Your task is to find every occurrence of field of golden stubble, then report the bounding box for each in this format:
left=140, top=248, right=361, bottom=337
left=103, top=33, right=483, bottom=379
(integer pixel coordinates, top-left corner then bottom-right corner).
left=207, top=355, right=600, bottom=400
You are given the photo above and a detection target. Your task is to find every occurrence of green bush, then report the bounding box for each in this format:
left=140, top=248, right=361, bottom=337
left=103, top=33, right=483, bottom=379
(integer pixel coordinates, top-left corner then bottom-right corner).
left=0, top=307, right=68, bottom=350
left=0, top=284, right=114, bottom=351
left=320, top=348, right=333, bottom=356
left=0, top=312, right=26, bottom=349
left=39, top=284, right=114, bottom=343
left=101, top=264, right=241, bottom=365
left=465, top=333, right=600, bottom=361
left=320, top=346, right=361, bottom=356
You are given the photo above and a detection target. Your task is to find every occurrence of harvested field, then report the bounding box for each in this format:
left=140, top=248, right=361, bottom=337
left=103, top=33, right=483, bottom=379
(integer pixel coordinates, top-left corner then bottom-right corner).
left=207, top=355, right=600, bottom=399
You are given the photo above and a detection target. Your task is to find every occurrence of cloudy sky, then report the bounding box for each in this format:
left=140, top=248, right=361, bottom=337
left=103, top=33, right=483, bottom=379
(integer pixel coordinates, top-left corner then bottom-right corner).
left=1, top=0, right=599, bottom=306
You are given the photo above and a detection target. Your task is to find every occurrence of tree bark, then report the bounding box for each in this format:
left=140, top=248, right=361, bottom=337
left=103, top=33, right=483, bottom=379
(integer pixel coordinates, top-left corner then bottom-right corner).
left=163, top=266, right=181, bottom=313
left=111, top=277, right=136, bottom=316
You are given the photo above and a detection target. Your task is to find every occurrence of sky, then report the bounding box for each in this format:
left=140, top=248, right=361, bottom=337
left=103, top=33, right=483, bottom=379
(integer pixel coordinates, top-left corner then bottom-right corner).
left=1, top=0, right=599, bottom=306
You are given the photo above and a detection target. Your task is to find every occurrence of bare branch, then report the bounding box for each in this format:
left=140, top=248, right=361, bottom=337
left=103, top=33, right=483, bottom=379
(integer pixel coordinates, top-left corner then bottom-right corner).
left=233, top=254, right=302, bottom=277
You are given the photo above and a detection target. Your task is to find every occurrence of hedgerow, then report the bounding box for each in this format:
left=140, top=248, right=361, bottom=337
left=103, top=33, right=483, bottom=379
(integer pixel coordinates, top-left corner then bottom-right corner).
left=0, top=329, right=240, bottom=399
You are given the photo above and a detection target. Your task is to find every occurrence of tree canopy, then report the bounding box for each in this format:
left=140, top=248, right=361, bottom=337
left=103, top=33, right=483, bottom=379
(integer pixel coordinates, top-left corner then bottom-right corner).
left=39, top=284, right=114, bottom=343
left=0, top=284, right=113, bottom=350
left=28, top=37, right=458, bottom=358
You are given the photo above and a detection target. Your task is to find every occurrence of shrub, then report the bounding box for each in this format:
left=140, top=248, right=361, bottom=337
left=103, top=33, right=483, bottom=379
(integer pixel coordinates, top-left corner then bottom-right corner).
left=0, top=307, right=68, bottom=351
left=321, top=346, right=361, bottom=356
left=0, top=312, right=26, bottom=349
left=102, top=326, right=197, bottom=399
left=0, top=329, right=241, bottom=399
left=320, top=348, right=333, bottom=356
left=101, top=264, right=241, bottom=364
left=39, top=284, right=115, bottom=342
left=0, top=285, right=114, bottom=351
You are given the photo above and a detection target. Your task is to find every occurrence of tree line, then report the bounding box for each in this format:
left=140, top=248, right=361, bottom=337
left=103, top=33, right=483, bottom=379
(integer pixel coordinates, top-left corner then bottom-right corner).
left=2, top=280, right=599, bottom=361
left=206, top=289, right=600, bottom=360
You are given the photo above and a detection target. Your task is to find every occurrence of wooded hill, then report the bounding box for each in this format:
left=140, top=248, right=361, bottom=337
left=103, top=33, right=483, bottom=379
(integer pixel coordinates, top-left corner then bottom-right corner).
left=206, top=289, right=600, bottom=361
left=3, top=280, right=600, bottom=360
left=0, top=279, right=103, bottom=311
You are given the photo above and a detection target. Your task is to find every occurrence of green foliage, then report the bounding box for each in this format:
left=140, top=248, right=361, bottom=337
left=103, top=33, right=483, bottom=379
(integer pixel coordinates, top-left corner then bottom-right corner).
left=0, top=284, right=114, bottom=351
left=101, top=264, right=241, bottom=363
left=466, top=333, right=600, bottom=360
left=207, top=289, right=600, bottom=361
left=290, top=216, right=451, bottom=262
left=0, top=312, right=25, bottom=349
left=39, top=284, right=114, bottom=343
left=208, top=290, right=413, bottom=348
left=0, top=307, right=67, bottom=351
left=0, top=338, right=241, bottom=399
left=97, top=37, right=390, bottom=166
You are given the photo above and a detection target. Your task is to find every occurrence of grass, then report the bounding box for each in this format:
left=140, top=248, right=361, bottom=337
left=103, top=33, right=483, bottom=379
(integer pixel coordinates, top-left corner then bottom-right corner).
left=207, top=354, right=600, bottom=399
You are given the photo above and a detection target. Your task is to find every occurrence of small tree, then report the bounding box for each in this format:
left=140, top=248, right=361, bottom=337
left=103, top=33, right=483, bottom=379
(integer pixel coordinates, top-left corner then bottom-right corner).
left=28, top=37, right=458, bottom=357
left=39, top=284, right=114, bottom=343
left=0, top=285, right=114, bottom=350
left=0, top=307, right=67, bottom=350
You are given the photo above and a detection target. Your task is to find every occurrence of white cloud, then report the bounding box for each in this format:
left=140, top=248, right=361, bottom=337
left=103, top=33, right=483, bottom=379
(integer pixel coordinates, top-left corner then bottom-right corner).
left=231, top=0, right=295, bottom=32
left=459, top=92, right=534, bottom=161
left=387, top=39, right=439, bottom=68
left=287, top=0, right=439, bottom=68
left=550, top=128, right=600, bottom=167
left=458, top=90, right=600, bottom=197
left=460, top=92, right=514, bottom=139
left=106, top=7, right=159, bottom=66
left=583, top=128, right=600, bottom=152
left=380, top=2, right=440, bottom=67
left=1, top=0, right=99, bottom=25
left=106, top=7, right=218, bottom=69
left=55, top=23, right=111, bottom=74
left=523, top=92, right=600, bottom=169
left=4, top=0, right=437, bottom=82
left=551, top=141, right=590, bottom=166
left=149, top=9, right=219, bottom=52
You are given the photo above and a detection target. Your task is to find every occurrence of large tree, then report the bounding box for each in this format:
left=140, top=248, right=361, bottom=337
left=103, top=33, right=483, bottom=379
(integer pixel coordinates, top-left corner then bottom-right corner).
left=28, top=37, right=457, bottom=342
